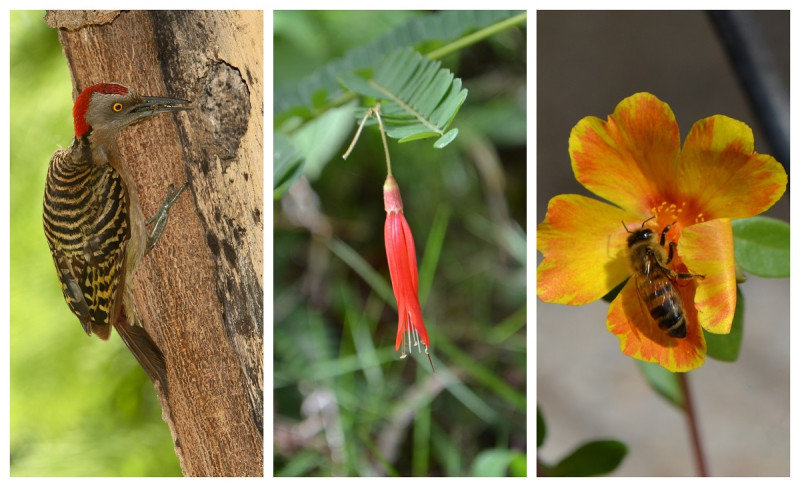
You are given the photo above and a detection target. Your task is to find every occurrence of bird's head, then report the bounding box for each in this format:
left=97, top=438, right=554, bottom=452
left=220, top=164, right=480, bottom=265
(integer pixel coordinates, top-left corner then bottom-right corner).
left=73, top=83, right=190, bottom=139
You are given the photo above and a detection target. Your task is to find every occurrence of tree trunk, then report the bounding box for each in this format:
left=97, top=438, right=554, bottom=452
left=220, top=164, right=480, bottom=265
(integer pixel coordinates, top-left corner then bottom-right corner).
left=45, top=10, right=264, bottom=476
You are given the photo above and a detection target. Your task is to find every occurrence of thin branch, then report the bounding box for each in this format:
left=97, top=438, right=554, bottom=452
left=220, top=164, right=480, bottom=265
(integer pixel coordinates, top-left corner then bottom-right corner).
left=679, top=372, right=708, bottom=476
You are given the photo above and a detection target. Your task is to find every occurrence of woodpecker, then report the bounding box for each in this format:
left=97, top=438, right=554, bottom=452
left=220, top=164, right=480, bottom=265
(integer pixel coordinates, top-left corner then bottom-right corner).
left=43, top=82, right=189, bottom=393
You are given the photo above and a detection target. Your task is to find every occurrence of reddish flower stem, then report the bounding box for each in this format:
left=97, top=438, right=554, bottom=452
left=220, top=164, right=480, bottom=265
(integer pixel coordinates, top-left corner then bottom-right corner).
left=679, top=372, right=708, bottom=476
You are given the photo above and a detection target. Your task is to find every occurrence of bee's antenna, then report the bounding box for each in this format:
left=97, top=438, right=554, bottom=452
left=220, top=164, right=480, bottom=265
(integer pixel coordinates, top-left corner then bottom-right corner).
left=622, top=220, right=631, bottom=233
left=624, top=215, right=658, bottom=233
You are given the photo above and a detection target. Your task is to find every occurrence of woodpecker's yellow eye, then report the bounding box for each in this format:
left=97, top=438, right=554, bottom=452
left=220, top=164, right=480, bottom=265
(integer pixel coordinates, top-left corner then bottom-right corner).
left=112, top=102, right=124, bottom=112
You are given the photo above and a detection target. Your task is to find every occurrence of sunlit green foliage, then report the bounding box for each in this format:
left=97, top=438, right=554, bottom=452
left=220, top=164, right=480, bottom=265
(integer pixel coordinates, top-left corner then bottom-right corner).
left=732, top=216, right=789, bottom=278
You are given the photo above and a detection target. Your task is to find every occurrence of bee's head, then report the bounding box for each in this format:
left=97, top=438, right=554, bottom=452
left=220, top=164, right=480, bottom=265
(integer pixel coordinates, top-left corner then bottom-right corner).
left=626, top=228, right=655, bottom=247
left=623, top=217, right=656, bottom=248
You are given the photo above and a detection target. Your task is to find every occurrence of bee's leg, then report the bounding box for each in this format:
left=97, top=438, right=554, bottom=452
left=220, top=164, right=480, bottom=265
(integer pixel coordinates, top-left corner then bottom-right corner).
left=677, top=271, right=706, bottom=280
left=665, top=242, right=706, bottom=280
left=660, top=221, right=677, bottom=247
left=662, top=264, right=704, bottom=280
left=666, top=241, right=676, bottom=264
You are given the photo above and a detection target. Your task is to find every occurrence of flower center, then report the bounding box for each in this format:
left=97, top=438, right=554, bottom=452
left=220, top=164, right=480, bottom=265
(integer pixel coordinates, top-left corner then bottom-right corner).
left=650, top=200, right=706, bottom=226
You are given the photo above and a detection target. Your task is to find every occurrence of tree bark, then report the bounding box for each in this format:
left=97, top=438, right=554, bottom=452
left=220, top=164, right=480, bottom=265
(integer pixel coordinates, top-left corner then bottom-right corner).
left=45, top=10, right=264, bottom=476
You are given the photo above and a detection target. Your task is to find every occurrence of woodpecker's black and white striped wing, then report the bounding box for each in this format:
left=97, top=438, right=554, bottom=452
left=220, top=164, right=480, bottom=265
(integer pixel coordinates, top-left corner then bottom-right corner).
left=43, top=146, right=130, bottom=340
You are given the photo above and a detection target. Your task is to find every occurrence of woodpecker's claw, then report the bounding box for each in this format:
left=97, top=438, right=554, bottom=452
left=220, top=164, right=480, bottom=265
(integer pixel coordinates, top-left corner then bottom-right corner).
left=146, top=182, right=187, bottom=253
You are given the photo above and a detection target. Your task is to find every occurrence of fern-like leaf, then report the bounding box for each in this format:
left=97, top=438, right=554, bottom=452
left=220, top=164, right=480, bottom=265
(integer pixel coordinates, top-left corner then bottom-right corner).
left=340, top=48, right=468, bottom=148
left=273, top=10, right=521, bottom=124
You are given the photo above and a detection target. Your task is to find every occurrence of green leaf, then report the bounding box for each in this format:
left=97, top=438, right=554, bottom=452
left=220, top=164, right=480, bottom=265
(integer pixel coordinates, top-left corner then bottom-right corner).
left=509, top=452, right=527, bottom=477
left=418, top=205, right=451, bottom=304
left=311, top=88, right=328, bottom=110
left=341, top=47, right=468, bottom=148
left=327, top=238, right=393, bottom=307
left=537, top=406, right=547, bottom=447
left=275, top=10, right=522, bottom=122
left=288, top=104, right=356, bottom=181
left=638, top=361, right=684, bottom=409
left=273, top=134, right=304, bottom=199
left=471, top=449, right=526, bottom=477
left=275, top=450, right=323, bottom=476
left=601, top=278, right=628, bottom=303
left=434, top=338, right=526, bottom=413
left=704, top=287, right=744, bottom=362
left=338, top=72, right=383, bottom=99
left=433, top=129, right=459, bottom=148
left=732, top=216, right=789, bottom=278
left=547, top=440, right=627, bottom=476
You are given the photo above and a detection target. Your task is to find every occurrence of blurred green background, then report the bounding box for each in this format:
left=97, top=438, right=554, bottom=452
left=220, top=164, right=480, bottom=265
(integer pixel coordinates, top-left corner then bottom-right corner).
left=273, top=11, right=527, bottom=476
left=9, top=10, right=180, bottom=476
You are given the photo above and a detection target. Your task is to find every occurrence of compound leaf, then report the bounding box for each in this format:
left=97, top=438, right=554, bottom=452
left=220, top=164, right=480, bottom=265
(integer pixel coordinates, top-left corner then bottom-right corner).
left=341, top=48, right=468, bottom=148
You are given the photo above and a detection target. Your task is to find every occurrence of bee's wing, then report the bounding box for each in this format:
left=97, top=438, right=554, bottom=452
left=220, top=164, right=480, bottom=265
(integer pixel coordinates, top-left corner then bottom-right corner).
left=636, top=255, right=681, bottom=304
left=635, top=259, right=687, bottom=337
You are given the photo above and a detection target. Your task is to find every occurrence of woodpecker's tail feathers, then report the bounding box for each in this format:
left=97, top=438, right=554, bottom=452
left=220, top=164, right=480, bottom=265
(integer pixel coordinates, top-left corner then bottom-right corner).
left=89, top=322, right=112, bottom=340
left=114, top=312, right=168, bottom=396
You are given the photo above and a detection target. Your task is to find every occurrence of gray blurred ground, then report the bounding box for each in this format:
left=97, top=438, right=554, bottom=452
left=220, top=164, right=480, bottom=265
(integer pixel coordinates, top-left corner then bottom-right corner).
left=536, top=11, right=789, bottom=476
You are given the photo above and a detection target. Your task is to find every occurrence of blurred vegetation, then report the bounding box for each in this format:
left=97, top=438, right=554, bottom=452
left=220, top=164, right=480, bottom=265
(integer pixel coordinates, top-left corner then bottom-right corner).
left=274, top=11, right=527, bottom=476
left=9, top=10, right=180, bottom=476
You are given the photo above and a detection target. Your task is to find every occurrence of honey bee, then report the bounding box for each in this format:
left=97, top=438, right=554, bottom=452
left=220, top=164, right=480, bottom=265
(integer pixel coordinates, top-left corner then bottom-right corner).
left=623, top=217, right=705, bottom=338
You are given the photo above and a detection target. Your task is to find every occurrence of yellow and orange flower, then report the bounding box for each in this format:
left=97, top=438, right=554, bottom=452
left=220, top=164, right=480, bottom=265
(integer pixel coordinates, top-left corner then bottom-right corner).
left=384, top=174, right=431, bottom=358
left=537, top=93, right=786, bottom=372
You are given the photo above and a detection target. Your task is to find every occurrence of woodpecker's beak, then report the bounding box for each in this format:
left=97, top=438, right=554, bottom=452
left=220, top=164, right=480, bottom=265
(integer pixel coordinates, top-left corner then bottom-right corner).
left=131, top=96, right=191, bottom=117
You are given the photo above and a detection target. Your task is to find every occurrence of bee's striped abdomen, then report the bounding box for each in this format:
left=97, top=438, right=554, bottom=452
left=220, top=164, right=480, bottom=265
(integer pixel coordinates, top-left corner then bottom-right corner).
left=640, top=273, right=687, bottom=338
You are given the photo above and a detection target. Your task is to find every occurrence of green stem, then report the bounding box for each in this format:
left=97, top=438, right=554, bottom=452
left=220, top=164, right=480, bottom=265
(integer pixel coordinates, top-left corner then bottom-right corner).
left=426, top=12, right=527, bottom=60
left=679, top=372, right=708, bottom=476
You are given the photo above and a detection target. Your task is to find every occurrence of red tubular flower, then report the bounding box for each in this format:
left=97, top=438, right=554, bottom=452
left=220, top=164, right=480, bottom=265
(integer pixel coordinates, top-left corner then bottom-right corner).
left=383, top=174, right=430, bottom=358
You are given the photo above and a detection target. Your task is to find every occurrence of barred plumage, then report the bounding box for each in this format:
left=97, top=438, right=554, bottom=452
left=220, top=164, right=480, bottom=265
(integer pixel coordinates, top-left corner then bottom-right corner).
left=43, top=83, right=190, bottom=392
left=44, top=138, right=129, bottom=339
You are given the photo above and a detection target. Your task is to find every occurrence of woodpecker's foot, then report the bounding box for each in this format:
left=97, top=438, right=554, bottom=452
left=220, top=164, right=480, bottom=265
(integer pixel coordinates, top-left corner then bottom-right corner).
left=146, top=183, right=187, bottom=253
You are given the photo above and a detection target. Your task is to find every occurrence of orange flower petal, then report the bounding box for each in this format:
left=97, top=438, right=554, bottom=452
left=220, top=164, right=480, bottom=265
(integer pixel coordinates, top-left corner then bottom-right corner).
left=679, top=219, right=737, bottom=334
left=607, top=280, right=706, bottom=372
left=679, top=115, right=787, bottom=220
left=537, top=194, right=636, bottom=305
left=570, top=93, right=681, bottom=215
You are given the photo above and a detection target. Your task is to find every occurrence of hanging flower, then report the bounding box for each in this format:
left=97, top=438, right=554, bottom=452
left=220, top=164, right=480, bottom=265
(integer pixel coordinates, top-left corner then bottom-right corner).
left=537, top=92, right=786, bottom=372
left=384, top=174, right=432, bottom=364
